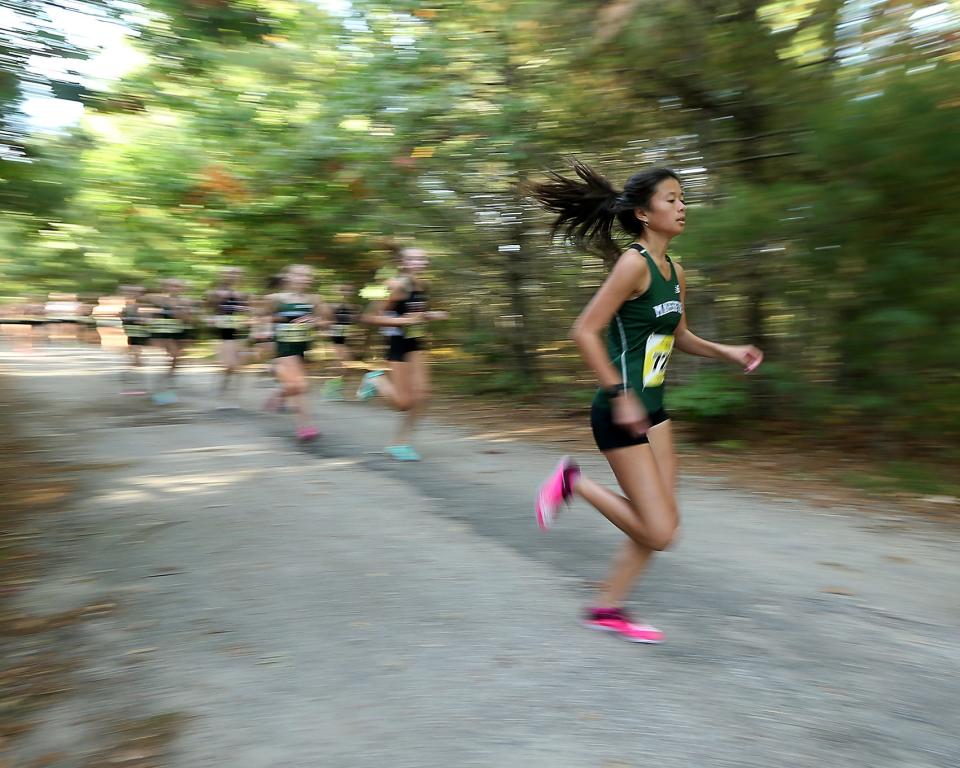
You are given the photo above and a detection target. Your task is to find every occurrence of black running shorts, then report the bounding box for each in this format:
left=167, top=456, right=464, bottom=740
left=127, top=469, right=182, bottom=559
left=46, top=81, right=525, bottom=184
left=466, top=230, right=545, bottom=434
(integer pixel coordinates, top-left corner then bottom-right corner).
left=591, top=404, right=670, bottom=451
left=386, top=335, right=423, bottom=362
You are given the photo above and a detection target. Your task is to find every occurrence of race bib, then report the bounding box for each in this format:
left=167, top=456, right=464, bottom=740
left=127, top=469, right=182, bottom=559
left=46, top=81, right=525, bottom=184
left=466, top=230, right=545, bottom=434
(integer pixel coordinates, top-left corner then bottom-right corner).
left=642, top=333, right=674, bottom=389
left=276, top=324, right=313, bottom=343
left=152, top=318, right=185, bottom=334
left=215, top=314, right=247, bottom=330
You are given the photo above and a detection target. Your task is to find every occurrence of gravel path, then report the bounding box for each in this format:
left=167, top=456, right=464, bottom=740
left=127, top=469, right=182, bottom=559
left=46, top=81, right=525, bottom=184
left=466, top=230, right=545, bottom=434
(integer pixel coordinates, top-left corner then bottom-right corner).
left=3, top=342, right=959, bottom=768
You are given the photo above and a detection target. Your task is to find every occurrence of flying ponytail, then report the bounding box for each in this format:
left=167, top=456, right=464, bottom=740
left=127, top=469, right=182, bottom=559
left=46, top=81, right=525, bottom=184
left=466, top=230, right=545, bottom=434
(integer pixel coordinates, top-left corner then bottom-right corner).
left=528, top=160, right=680, bottom=264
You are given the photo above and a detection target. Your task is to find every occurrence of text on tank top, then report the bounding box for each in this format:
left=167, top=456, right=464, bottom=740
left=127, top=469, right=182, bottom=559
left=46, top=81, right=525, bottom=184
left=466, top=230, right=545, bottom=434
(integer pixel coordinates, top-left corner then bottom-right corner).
left=275, top=298, right=315, bottom=343
left=389, top=281, right=428, bottom=340
left=215, top=290, right=247, bottom=329
left=597, top=245, right=684, bottom=413
left=331, top=303, right=355, bottom=337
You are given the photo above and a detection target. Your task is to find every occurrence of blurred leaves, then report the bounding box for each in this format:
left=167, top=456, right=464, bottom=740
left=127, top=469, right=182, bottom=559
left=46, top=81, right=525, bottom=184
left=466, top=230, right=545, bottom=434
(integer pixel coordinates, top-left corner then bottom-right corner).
left=1, top=0, right=958, bottom=444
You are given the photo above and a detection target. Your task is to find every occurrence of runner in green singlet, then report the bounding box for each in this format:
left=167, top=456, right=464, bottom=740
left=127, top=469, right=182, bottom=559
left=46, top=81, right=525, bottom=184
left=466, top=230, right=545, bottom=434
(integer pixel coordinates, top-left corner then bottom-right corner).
left=264, top=265, right=330, bottom=441
left=530, top=161, right=763, bottom=644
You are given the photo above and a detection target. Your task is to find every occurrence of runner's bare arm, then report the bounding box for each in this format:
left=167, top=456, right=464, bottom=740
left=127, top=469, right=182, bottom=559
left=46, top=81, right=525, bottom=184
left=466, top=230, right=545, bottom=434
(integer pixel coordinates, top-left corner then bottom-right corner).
left=673, top=264, right=763, bottom=371
left=313, top=298, right=332, bottom=328
left=418, top=279, right=449, bottom=321
left=360, top=279, right=421, bottom=327
left=258, top=293, right=280, bottom=321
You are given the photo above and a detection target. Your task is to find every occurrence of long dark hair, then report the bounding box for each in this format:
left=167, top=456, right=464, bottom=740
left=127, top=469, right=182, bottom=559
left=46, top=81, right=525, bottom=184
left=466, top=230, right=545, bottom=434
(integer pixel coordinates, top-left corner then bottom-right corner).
left=528, top=160, right=680, bottom=263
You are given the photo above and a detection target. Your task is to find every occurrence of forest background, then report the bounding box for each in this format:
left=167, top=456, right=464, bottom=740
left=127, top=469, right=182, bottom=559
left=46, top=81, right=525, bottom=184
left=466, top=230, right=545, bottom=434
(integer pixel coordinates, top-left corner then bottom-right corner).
left=2, top=0, right=958, bottom=491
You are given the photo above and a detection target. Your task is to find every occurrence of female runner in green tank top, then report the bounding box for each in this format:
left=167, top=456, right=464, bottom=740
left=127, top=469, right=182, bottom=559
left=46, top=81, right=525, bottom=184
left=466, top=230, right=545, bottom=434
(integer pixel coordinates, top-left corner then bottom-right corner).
left=530, top=162, right=763, bottom=644
left=263, top=264, right=330, bottom=441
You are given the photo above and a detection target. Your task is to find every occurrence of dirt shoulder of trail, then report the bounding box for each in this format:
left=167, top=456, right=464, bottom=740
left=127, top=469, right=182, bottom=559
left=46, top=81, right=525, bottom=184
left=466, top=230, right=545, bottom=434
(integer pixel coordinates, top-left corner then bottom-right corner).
left=426, top=389, right=960, bottom=525
left=215, top=344, right=960, bottom=521
left=0, top=376, right=81, bottom=762
left=0, top=376, right=180, bottom=767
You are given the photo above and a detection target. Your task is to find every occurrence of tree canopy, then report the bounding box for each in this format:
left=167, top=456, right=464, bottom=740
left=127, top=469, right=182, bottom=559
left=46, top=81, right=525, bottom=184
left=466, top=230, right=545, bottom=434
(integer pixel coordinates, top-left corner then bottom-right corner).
left=1, top=0, right=958, bottom=446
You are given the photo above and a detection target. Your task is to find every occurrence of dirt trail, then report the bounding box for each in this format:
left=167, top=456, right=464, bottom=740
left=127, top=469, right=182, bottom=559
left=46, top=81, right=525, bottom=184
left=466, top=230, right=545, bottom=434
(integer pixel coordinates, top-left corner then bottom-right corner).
left=2, top=342, right=959, bottom=768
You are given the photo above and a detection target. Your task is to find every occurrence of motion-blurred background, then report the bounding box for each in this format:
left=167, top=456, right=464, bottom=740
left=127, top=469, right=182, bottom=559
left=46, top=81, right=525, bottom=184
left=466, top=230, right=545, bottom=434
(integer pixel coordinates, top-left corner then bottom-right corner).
left=2, top=0, right=958, bottom=484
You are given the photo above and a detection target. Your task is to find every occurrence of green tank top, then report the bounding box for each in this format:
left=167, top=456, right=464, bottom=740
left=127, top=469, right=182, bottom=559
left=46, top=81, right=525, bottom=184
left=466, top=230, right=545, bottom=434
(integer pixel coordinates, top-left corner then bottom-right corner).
left=593, top=245, right=684, bottom=413
left=274, top=298, right=315, bottom=343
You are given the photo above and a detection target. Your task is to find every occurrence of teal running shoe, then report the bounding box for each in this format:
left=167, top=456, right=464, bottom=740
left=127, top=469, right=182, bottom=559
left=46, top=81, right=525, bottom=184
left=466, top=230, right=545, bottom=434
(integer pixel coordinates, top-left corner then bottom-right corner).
left=386, top=444, right=421, bottom=462
left=356, top=370, right=384, bottom=401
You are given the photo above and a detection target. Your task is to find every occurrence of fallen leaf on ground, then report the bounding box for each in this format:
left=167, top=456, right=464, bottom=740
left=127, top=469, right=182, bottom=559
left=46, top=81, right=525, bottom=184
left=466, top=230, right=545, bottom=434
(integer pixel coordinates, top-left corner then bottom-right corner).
left=820, top=586, right=856, bottom=596
left=883, top=555, right=912, bottom=564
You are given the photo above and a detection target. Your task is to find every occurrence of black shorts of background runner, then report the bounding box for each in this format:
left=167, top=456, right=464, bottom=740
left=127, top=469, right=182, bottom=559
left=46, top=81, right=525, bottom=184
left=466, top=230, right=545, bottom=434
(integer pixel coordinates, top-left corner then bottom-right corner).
left=276, top=341, right=310, bottom=359
left=590, top=404, right=669, bottom=450
left=215, top=328, right=245, bottom=341
left=153, top=329, right=194, bottom=342
left=386, top=335, right=423, bottom=362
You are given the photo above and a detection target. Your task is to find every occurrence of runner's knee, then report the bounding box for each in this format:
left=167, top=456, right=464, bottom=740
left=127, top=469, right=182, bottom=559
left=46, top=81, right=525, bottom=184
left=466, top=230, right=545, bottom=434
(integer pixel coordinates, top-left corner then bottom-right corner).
left=646, top=517, right=678, bottom=551
left=628, top=501, right=678, bottom=551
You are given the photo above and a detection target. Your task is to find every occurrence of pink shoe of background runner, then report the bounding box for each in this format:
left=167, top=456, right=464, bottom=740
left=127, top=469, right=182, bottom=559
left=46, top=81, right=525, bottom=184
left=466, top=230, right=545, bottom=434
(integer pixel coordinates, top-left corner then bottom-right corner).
left=582, top=607, right=663, bottom=644
left=297, top=426, right=320, bottom=441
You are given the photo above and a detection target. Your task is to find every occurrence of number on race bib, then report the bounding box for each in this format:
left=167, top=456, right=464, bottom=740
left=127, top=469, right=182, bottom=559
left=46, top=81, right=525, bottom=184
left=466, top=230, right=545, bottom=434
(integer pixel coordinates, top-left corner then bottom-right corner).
left=642, top=333, right=674, bottom=388
left=152, top=318, right=185, bottom=334
left=215, top=315, right=246, bottom=330
left=276, top=324, right=313, bottom=343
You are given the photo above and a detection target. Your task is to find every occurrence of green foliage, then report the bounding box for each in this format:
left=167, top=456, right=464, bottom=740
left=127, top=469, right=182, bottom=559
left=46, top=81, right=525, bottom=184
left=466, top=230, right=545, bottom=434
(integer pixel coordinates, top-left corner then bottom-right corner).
left=1, top=0, right=958, bottom=451
left=667, top=369, right=750, bottom=422
left=803, top=64, right=960, bottom=437
left=840, top=461, right=959, bottom=497
left=437, top=360, right=541, bottom=398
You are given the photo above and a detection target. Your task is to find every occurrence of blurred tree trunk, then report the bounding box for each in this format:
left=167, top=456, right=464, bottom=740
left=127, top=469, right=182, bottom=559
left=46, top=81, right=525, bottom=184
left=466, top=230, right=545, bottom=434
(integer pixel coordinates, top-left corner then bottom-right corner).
left=505, top=207, right=538, bottom=380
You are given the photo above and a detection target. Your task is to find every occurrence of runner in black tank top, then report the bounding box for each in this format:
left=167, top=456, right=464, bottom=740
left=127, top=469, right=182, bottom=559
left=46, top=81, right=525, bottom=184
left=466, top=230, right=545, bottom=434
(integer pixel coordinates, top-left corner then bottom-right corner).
left=207, top=267, right=251, bottom=406
left=146, top=278, right=194, bottom=405
left=120, top=285, right=150, bottom=394
left=323, top=284, right=360, bottom=401
left=356, top=245, right=448, bottom=461
left=530, top=162, right=763, bottom=644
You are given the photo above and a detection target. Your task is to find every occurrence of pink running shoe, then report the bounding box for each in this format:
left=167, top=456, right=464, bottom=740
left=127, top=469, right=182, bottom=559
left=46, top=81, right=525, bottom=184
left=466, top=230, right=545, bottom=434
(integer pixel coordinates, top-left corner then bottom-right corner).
left=582, top=607, right=663, bottom=644
left=535, top=456, right=579, bottom=531
left=296, top=426, right=320, bottom=441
